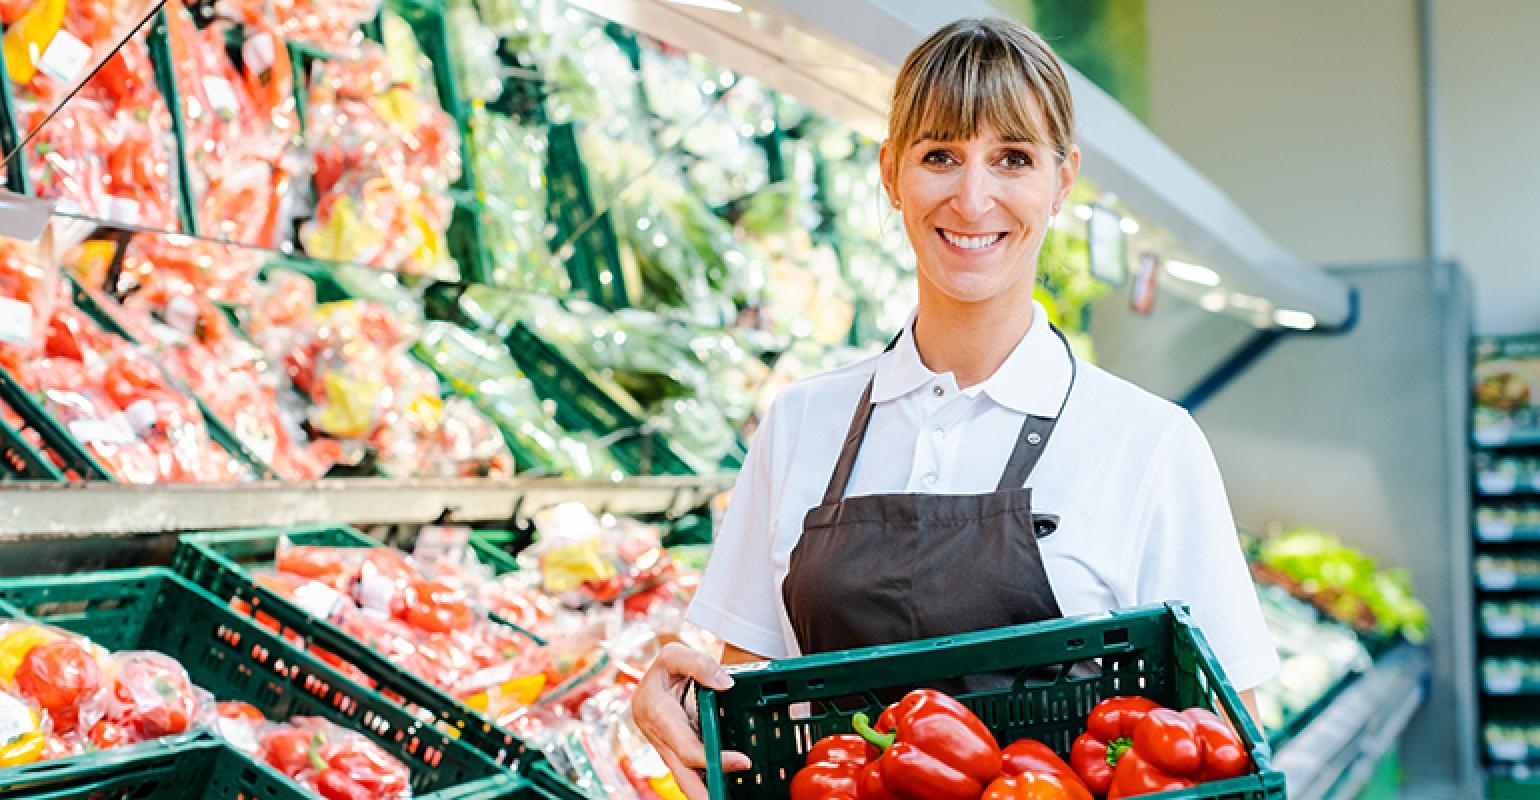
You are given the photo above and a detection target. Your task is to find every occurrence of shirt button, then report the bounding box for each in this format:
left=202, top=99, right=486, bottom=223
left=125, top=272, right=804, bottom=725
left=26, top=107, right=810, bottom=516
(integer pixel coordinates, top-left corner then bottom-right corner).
left=932, top=386, right=945, bottom=398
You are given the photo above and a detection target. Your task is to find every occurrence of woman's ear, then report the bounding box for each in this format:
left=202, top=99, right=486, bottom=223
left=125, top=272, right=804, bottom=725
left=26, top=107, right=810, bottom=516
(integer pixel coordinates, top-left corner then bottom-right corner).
left=878, top=140, right=898, bottom=206
left=1056, top=143, right=1082, bottom=210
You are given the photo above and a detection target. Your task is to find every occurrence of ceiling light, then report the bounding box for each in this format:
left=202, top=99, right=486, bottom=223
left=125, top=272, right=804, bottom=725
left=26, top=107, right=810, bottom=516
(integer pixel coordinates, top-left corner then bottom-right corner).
left=1229, top=293, right=1272, bottom=313
left=665, top=0, right=742, bottom=11
left=1274, top=309, right=1317, bottom=331
left=1165, top=260, right=1220, bottom=287
left=1119, top=217, right=1140, bottom=235
left=1199, top=290, right=1227, bottom=313
left=1073, top=204, right=1094, bottom=221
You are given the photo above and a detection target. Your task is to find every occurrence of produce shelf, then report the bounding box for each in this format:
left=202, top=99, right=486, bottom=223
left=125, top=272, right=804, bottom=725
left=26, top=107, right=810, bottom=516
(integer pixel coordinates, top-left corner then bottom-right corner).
left=1482, top=616, right=1540, bottom=640
left=1475, top=426, right=1540, bottom=449
left=1477, top=471, right=1540, bottom=497
left=1477, top=570, right=1540, bottom=592
left=1270, top=642, right=1430, bottom=800
left=1478, top=522, right=1540, bottom=543
left=0, top=474, right=729, bottom=535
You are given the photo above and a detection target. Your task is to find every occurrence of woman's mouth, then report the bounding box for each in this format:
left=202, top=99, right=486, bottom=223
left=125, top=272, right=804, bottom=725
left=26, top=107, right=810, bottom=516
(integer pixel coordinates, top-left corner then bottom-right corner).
left=937, top=229, right=1008, bottom=251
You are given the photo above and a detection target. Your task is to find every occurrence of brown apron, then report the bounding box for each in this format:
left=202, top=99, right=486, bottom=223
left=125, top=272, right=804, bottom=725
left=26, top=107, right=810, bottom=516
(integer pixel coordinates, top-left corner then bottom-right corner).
left=782, top=322, right=1077, bottom=676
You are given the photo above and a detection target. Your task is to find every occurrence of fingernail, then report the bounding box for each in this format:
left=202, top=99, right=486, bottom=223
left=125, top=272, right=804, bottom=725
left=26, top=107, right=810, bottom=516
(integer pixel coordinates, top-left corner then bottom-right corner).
left=712, top=669, right=733, bottom=689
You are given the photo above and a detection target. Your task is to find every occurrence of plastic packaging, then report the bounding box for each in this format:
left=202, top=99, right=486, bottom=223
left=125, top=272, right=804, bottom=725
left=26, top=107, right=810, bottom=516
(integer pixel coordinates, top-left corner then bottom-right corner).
left=259, top=716, right=412, bottom=800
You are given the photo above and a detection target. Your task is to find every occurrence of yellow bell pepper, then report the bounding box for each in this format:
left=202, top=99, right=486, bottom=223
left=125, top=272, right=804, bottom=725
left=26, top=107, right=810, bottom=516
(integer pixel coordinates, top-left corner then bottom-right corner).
left=0, top=626, right=58, bottom=689
left=650, top=772, right=688, bottom=800
left=0, top=692, right=44, bottom=768
left=2, top=0, right=65, bottom=85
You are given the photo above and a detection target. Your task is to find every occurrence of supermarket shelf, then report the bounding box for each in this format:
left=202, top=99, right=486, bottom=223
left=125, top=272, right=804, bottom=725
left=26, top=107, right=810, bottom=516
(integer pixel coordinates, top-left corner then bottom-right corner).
left=0, top=476, right=733, bottom=535
left=1271, top=642, right=1430, bottom=800
left=1475, top=426, right=1540, bottom=449
left=1478, top=522, right=1540, bottom=543
left=1477, top=572, right=1540, bottom=592
left=1477, top=472, right=1540, bottom=497
left=1483, top=619, right=1540, bottom=639
left=1483, top=676, right=1540, bottom=697
left=573, top=0, right=1355, bottom=330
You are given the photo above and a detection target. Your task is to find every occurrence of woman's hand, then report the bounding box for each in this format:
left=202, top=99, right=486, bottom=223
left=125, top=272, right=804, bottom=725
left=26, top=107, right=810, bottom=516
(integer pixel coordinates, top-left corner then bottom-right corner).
left=632, top=643, right=755, bottom=799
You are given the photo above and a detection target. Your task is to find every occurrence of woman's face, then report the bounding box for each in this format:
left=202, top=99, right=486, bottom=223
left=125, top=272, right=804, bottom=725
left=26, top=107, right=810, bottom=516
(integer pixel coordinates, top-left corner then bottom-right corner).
left=883, top=118, right=1079, bottom=307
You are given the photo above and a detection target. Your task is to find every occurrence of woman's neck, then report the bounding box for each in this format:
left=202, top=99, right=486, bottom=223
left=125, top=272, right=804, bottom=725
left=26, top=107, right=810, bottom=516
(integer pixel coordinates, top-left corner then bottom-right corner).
left=911, top=287, right=1035, bottom=389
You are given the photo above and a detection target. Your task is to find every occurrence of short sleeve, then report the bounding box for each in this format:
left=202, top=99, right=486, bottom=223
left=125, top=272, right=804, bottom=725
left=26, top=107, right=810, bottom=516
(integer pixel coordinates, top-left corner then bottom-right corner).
left=1133, top=413, right=1280, bottom=692
left=685, top=400, right=792, bottom=659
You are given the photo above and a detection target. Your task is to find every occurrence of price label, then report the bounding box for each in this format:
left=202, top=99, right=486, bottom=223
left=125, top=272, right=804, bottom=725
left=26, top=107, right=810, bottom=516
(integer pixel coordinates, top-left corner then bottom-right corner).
left=1480, top=472, right=1519, bottom=496
left=0, top=693, right=34, bottom=746
left=1487, top=672, right=1524, bottom=695
left=1487, top=616, right=1525, bottom=637
left=1480, top=520, right=1516, bottom=542
left=292, top=582, right=347, bottom=621
left=68, top=417, right=134, bottom=445
left=163, top=296, right=199, bottom=336
left=202, top=76, right=240, bottom=116
left=0, top=297, right=33, bottom=345
left=39, top=30, right=90, bottom=84
left=1483, top=569, right=1519, bottom=591
left=1476, top=425, right=1513, bottom=447
left=243, top=32, right=276, bottom=75
left=414, top=525, right=471, bottom=569
left=108, top=196, right=141, bottom=226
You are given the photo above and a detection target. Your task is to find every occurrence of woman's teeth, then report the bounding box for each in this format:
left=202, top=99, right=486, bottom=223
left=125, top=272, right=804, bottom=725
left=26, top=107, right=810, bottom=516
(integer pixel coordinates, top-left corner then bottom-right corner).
left=940, top=230, right=1005, bottom=250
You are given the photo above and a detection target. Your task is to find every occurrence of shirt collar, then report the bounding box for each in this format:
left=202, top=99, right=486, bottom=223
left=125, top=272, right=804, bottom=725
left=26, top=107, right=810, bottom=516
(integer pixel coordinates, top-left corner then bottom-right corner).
left=870, top=301, right=1074, bottom=417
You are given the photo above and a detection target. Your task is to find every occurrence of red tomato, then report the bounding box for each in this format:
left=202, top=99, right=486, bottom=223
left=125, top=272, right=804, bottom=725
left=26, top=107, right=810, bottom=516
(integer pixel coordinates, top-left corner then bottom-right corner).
left=106, top=653, right=198, bottom=738
left=89, top=719, right=134, bottom=750
left=216, top=701, right=265, bottom=722
left=262, top=728, right=318, bottom=777
left=14, top=639, right=103, bottom=732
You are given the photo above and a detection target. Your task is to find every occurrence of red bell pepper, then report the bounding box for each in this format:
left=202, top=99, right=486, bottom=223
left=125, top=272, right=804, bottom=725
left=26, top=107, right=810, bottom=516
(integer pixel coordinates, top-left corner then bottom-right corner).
left=1106, top=708, right=1252, bottom=799
left=790, top=734, right=875, bottom=800
left=852, top=688, right=1002, bottom=800
left=1069, top=696, right=1160, bottom=796
left=983, top=771, right=1091, bottom=800
left=1001, top=739, right=1093, bottom=800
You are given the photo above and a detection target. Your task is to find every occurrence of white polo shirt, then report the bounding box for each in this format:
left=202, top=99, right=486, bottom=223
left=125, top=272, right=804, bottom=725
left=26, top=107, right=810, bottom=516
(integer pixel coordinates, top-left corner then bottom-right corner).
left=686, top=302, right=1281, bottom=691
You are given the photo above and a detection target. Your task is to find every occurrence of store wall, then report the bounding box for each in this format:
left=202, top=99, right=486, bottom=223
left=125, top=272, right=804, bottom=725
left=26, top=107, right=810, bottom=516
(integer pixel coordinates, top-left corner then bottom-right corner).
left=1430, top=0, right=1540, bottom=335
left=1141, top=0, right=1426, bottom=268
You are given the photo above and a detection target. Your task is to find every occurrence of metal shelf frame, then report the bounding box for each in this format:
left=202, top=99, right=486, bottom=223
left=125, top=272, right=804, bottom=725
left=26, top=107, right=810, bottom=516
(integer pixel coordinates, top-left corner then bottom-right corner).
left=0, top=476, right=732, bottom=536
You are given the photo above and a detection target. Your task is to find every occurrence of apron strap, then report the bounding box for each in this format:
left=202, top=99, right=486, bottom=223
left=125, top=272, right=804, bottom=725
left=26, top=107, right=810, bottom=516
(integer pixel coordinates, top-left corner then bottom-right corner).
left=996, top=323, right=1078, bottom=490
left=820, top=331, right=902, bottom=507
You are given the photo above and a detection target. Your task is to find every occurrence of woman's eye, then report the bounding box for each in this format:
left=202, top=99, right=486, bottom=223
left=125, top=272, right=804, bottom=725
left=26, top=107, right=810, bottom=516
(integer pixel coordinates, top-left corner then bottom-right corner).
left=999, top=150, right=1033, bottom=169
left=921, top=150, right=957, bottom=167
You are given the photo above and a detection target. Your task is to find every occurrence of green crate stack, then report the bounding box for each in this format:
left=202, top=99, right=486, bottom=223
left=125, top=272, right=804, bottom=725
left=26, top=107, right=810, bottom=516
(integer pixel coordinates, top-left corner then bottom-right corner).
left=0, top=366, right=115, bottom=481
left=0, top=409, right=62, bottom=480
left=170, top=525, right=585, bottom=799
left=700, top=603, right=1285, bottom=800
left=0, top=566, right=561, bottom=798
left=0, top=738, right=309, bottom=800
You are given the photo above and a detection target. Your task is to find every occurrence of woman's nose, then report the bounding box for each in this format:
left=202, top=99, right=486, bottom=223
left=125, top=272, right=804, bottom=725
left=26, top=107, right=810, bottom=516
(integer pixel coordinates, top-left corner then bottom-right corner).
left=949, top=165, right=997, bottom=220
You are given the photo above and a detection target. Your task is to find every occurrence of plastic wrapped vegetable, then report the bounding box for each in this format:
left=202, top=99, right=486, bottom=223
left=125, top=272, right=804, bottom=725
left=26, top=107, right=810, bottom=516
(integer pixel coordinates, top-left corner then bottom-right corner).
left=472, top=110, right=565, bottom=293
left=259, top=716, right=412, bottom=800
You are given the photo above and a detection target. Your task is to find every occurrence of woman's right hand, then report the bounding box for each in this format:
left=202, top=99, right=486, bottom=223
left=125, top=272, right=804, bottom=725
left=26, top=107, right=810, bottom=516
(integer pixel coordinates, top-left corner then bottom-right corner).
left=632, top=643, right=753, bottom=799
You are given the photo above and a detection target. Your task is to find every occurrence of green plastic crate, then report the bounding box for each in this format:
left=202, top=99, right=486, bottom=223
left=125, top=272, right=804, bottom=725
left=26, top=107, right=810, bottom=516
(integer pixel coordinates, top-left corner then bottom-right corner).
left=544, top=122, right=628, bottom=309
left=0, top=367, right=114, bottom=481
left=62, top=272, right=280, bottom=480
left=700, top=603, right=1286, bottom=800
left=170, top=524, right=583, bottom=798
left=0, top=737, right=308, bottom=800
left=0, top=404, right=65, bottom=481
left=0, top=566, right=554, bottom=799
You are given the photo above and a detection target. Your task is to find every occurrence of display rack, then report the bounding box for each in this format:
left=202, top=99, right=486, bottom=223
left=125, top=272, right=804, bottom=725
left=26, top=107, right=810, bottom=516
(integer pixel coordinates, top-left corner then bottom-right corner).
left=1271, top=642, right=1431, bottom=800
left=1471, top=334, right=1540, bottom=797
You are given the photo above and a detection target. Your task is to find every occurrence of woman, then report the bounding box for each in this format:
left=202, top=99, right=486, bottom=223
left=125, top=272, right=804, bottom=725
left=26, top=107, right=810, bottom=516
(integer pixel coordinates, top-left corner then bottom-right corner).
left=633, top=16, right=1279, bottom=797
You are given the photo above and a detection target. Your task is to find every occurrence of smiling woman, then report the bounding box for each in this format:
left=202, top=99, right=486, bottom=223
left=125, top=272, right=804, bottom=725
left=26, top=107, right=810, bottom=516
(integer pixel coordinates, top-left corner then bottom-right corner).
left=631, top=18, right=1277, bottom=800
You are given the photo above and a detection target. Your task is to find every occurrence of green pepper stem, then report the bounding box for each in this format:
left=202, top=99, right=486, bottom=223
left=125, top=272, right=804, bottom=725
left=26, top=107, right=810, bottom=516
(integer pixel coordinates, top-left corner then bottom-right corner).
left=308, top=734, right=329, bottom=772
left=1105, top=737, right=1133, bottom=768
left=852, top=713, right=896, bottom=752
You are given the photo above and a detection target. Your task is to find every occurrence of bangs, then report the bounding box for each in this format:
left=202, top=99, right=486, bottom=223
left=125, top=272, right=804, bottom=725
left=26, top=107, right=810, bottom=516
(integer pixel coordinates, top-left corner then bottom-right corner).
left=887, top=18, right=1074, bottom=163
left=907, top=48, right=1048, bottom=148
